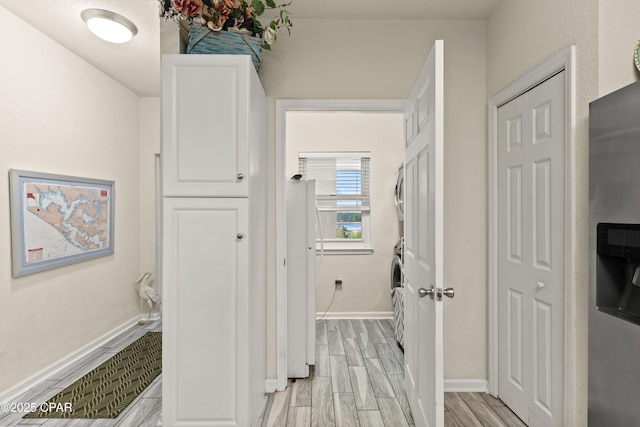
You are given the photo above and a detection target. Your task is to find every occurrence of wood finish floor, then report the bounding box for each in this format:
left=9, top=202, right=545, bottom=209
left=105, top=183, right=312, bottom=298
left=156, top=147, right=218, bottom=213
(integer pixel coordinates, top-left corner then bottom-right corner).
left=1, top=318, right=526, bottom=427
left=263, top=319, right=526, bottom=427
left=0, top=320, right=162, bottom=427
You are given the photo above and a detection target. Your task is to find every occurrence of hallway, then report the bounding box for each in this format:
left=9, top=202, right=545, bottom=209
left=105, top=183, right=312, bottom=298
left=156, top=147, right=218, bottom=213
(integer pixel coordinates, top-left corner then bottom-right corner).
left=0, top=318, right=526, bottom=426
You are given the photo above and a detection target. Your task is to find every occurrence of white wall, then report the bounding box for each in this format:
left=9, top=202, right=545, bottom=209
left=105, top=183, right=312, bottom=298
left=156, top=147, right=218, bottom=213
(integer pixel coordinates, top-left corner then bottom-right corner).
left=286, top=112, right=404, bottom=315
left=0, top=7, right=143, bottom=393
left=599, top=0, right=640, bottom=96
left=138, top=97, right=161, bottom=290
left=260, top=19, right=488, bottom=381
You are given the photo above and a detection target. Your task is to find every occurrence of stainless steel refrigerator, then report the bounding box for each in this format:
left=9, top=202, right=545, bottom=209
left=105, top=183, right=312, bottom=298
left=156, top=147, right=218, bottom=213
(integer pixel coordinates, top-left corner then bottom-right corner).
left=589, top=80, right=640, bottom=425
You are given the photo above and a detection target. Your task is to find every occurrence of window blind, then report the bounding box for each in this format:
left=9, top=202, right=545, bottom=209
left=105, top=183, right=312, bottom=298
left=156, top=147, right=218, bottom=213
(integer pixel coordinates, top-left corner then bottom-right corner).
left=298, top=152, right=370, bottom=212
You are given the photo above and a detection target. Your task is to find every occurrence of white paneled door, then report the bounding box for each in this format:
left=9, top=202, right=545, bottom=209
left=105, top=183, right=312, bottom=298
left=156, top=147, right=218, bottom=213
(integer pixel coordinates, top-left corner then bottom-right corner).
left=497, top=71, right=565, bottom=427
left=403, top=40, right=446, bottom=427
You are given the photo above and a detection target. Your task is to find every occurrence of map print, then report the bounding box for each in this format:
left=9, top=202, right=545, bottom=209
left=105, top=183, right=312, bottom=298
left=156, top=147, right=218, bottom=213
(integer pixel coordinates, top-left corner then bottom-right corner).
left=23, top=182, right=111, bottom=264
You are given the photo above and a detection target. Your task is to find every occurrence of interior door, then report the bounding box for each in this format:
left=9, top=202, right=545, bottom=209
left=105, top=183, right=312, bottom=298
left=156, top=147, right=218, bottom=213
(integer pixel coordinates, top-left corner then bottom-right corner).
left=497, top=71, right=565, bottom=426
left=403, top=40, right=445, bottom=427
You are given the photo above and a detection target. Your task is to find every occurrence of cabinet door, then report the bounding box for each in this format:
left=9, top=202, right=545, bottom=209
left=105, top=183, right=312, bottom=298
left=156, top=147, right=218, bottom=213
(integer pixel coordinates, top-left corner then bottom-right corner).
left=162, top=197, right=249, bottom=427
left=162, top=55, right=251, bottom=197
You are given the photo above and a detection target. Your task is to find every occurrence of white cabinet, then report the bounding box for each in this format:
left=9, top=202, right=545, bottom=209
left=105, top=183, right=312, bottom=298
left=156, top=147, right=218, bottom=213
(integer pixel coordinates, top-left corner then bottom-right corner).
left=161, top=54, right=257, bottom=198
left=161, top=55, right=267, bottom=427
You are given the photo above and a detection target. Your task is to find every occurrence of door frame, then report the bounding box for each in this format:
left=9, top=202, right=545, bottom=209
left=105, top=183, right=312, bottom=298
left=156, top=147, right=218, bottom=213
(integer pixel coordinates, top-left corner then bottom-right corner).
left=487, top=46, right=576, bottom=426
left=275, top=99, right=405, bottom=391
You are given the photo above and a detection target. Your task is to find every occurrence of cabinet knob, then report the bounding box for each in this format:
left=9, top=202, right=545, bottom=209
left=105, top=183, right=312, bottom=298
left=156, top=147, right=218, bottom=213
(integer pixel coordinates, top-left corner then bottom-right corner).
left=237, top=173, right=244, bottom=180
left=237, top=233, right=244, bottom=240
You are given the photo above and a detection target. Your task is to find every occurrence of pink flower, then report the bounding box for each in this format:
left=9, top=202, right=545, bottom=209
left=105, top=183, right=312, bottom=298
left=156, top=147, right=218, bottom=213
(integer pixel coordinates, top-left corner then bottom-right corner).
left=172, top=0, right=203, bottom=17
left=212, top=0, right=232, bottom=18
left=223, top=0, right=242, bottom=10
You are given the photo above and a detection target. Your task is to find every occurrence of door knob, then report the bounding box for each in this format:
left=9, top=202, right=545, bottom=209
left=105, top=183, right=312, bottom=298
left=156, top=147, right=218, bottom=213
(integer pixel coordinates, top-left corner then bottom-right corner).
left=237, top=233, right=244, bottom=240
left=419, top=286, right=434, bottom=299
left=443, top=287, right=455, bottom=298
left=237, top=173, right=244, bottom=180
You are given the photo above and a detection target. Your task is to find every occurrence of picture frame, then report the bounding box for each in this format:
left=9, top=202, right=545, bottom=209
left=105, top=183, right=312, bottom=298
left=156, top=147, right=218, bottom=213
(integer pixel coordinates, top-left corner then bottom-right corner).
left=9, top=169, right=115, bottom=277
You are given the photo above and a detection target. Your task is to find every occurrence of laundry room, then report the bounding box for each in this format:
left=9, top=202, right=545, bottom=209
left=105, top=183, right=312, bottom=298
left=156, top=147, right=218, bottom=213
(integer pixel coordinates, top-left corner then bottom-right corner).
left=285, top=110, right=404, bottom=318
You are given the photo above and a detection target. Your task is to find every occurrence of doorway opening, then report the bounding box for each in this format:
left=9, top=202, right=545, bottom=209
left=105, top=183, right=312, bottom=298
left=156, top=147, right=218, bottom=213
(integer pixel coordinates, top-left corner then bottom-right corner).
left=275, top=100, right=405, bottom=390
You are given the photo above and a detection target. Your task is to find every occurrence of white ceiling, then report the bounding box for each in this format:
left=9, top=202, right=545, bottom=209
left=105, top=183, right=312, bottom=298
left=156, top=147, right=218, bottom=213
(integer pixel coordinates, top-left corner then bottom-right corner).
left=0, top=0, right=500, bottom=97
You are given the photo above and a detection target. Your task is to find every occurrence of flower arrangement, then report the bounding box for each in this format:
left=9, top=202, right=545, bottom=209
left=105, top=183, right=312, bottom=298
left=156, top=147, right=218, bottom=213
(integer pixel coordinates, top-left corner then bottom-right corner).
left=159, top=0, right=292, bottom=49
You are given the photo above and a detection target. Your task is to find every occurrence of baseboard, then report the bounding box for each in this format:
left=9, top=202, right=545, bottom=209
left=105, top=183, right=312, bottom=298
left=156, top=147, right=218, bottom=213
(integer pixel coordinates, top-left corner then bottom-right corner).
left=0, top=313, right=149, bottom=404
left=444, top=379, right=488, bottom=393
left=265, top=379, right=278, bottom=394
left=316, top=311, right=393, bottom=320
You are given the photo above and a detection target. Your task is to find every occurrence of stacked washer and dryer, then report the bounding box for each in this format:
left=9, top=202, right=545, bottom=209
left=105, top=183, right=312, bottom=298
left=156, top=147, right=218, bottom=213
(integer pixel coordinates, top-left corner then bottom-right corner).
left=391, top=165, right=405, bottom=347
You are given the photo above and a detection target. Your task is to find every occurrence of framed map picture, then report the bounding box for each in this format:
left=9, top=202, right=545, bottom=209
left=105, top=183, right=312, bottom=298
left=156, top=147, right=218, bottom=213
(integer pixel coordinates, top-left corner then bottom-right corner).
left=9, top=169, right=114, bottom=277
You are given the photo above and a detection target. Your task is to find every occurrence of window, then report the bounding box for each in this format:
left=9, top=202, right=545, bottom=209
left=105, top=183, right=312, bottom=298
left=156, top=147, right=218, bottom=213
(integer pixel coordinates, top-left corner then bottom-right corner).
left=298, top=152, right=372, bottom=253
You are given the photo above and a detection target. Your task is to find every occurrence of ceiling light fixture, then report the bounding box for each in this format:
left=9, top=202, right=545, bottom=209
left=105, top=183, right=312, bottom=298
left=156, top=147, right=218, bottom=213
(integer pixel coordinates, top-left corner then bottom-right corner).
left=81, top=9, right=138, bottom=44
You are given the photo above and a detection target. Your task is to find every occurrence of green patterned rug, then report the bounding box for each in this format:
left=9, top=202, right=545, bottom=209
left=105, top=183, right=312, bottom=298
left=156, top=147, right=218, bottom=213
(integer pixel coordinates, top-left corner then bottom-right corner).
left=25, top=331, right=162, bottom=419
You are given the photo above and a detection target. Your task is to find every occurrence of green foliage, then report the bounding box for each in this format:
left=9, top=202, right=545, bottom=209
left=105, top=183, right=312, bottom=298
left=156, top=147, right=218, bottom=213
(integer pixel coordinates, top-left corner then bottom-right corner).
left=252, top=0, right=265, bottom=16
left=334, top=229, right=363, bottom=239
left=335, top=225, right=362, bottom=239
left=336, top=212, right=362, bottom=222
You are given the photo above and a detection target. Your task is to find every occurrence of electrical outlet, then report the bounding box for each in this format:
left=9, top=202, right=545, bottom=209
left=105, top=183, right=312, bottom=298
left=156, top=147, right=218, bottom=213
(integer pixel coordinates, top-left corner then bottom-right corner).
left=335, top=279, right=343, bottom=287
